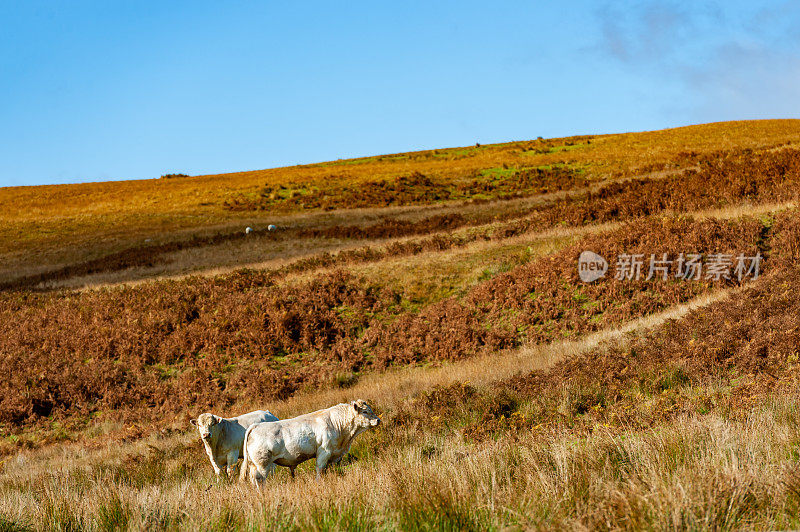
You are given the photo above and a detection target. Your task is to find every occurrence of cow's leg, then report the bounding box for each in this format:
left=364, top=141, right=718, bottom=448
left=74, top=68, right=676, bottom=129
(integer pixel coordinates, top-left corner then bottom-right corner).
left=249, top=463, right=262, bottom=489
left=289, top=466, right=296, bottom=479
left=315, top=448, right=332, bottom=478
left=251, top=458, right=274, bottom=489
left=253, top=464, right=272, bottom=488
left=213, top=457, right=227, bottom=478
left=251, top=468, right=262, bottom=489
left=202, top=443, right=223, bottom=477
left=225, top=450, right=239, bottom=480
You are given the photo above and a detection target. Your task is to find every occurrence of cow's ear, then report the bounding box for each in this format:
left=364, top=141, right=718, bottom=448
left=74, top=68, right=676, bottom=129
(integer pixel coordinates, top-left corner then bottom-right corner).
left=190, top=419, right=197, bottom=426
left=351, top=400, right=361, bottom=412
left=210, top=415, right=219, bottom=424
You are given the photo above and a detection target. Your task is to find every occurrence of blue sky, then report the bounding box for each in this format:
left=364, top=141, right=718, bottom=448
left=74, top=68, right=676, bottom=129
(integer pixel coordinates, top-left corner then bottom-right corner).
left=1, top=1, right=799, bottom=187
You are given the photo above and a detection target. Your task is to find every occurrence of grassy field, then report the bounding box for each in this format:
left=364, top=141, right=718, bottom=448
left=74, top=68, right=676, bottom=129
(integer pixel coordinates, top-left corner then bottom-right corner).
left=2, top=119, right=800, bottom=530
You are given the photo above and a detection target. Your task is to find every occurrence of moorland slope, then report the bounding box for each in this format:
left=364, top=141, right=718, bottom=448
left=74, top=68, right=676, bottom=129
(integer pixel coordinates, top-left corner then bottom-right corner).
left=1, top=119, right=800, bottom=530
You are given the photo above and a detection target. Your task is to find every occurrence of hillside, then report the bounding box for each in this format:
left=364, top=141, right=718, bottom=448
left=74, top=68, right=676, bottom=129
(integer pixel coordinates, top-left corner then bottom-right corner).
left=3, top=119, right=799, bottom=289
left=2, top=119, right=800, bottom=530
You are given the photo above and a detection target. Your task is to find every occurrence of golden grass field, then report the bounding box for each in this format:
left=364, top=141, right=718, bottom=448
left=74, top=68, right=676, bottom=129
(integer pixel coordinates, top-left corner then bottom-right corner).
left=3, top=119, right=800, bottom=530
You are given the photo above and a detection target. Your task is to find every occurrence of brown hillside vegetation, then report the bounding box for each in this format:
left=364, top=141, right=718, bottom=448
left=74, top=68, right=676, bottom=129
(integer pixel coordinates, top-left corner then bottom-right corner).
left=399, top=211, right=800, bottom=441
left=2, top=120, right=798, bottom=286
left=6, top=140, right=800, bottom=291
left=0, top=213, right=769, bottom=438
left=4, top=120, right=800, bottom=530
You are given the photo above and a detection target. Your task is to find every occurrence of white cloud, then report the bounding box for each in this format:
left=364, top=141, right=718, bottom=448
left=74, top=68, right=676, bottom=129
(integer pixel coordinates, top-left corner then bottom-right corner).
left=594, top=1, right=800, bottom=121
left=685, top=44, right=800, bottom=121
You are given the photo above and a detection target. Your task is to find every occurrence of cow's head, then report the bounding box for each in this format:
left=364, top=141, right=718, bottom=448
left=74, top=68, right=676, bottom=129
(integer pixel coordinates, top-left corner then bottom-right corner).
left=190, top=413, right=219, bottom=440
left=351, top=399, right=381, bottom=428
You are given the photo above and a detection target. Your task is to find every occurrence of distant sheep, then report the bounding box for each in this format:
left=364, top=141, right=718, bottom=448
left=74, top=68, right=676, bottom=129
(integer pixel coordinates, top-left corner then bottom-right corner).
left=245, top=227, right=253, bottom=235
left=268, top=224, right=277, bottom=232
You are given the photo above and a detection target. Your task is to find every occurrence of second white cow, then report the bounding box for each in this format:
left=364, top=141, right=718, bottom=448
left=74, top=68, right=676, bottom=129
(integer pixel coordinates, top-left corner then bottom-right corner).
left=191, top=409, right=279, bottom=478
left=240, top=399, right=380, bottom=486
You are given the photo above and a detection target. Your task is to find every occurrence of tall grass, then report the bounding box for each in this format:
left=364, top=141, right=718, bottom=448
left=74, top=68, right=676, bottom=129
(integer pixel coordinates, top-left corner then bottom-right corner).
left=1, top=398, right=799, bottom=530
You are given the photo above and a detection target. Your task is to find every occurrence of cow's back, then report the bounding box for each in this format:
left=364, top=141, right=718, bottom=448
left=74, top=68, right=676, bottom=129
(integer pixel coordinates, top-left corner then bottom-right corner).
left=260, top=413, right=331, bottom=456
left=232, top=409, right=278, bottom=429
left=223, top=410, right=279, bottom=453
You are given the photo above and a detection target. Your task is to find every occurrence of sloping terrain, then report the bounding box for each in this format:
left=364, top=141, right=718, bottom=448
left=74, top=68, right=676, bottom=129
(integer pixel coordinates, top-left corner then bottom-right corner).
left=1, top=120, right=800, bottom=530
left=3, top=119, right=798, bottom=288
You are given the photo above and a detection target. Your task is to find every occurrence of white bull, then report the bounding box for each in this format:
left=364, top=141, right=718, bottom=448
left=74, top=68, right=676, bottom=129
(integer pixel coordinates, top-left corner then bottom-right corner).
left=191, top=409, right=278, bottom=478
left=240, top=399, right=380, bottom=486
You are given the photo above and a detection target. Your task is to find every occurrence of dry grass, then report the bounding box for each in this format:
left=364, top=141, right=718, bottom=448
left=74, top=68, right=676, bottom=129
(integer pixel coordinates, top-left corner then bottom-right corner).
left=4, top=412, right=794, bottom=531
left=686, top=200, right=797, bottom=221
left=52, top=237, right=360, bottom=291
left=0, top=180, right=584, bottom=288
left=279, top=222, right=615, bottom=299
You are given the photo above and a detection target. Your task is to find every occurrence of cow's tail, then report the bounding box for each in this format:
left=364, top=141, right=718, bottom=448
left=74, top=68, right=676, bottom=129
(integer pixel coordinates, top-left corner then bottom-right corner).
left=240, top=424, right=255, bottom=483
